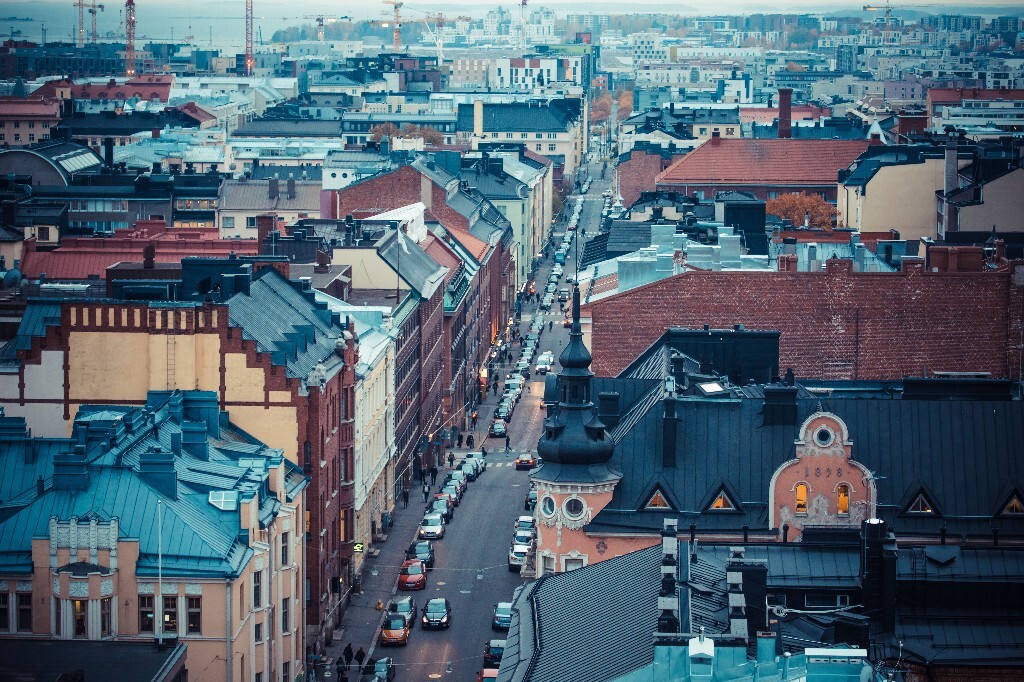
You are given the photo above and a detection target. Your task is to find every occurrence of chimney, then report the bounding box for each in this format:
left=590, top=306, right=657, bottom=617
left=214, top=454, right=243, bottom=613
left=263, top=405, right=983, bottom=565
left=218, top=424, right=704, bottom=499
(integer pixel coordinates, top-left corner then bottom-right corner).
left=138, top=447, right=178, bottom=500
left=597, top=392, right=620, bottom=429
left=257, top=213, right=276, bottom=246
left=944, top=139, right=958, bottom=196
left=656, top=518, right=680, bottom=634
left=180, top=421, right=209, bottom=460
left=287, top=176, right=296, bottom=200
left=762, top=385, right=798, bottom=425
left=143, top=243, right=155, bottom=270
left=777, top=87, right=792, bottom=139
left=152, top=128, right=160, bottom=139
left=711, top=130, right=721, bottom=144
left=269, top=177, right=279, bottom=200
left=103, top=137, right=114, bottom=168
left=473, top=99, right=484, bottom=138
left=182, top=391, right=220, bottom=438
left=860, top=519, right=897, bottom=634
left=167, top=391, right=184, bottom=424
left=52, top=444, right=90, bottom=491
left=662, top=395, right=677, bottom=468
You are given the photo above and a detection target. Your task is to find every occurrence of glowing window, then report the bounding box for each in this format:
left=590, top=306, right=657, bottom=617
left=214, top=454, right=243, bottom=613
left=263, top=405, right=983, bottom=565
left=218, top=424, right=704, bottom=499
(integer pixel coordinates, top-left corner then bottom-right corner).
left=908, top=494, right=934, bottom=514
left=709, top=491, right=734, bottom=511
left=1004, top=496, right=1024, bottom=515
left=795, top=483, right=808, bottom=515
left=837, top=484, right=850, bottom=515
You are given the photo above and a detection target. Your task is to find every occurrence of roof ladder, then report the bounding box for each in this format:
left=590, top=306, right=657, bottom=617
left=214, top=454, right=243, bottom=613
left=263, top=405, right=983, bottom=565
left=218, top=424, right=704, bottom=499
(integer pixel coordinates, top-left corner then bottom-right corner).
left=166, top=333, right=176, bottom=390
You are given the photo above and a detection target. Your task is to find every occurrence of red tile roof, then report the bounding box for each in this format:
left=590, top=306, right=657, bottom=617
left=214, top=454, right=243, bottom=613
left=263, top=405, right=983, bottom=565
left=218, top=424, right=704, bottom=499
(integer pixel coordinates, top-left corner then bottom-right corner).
left=20, top=231, right=259, bottom=280
left=739, top=105, right=830, bottom=124
left=420, top=233, right=461, bottom=283
left=33, top=75, right=175, bottom=103
left=176, top=102, right=216, bottom=124
left=656, top=138, right=869, bottom=187
left=0, top=97, right=61, bottom=118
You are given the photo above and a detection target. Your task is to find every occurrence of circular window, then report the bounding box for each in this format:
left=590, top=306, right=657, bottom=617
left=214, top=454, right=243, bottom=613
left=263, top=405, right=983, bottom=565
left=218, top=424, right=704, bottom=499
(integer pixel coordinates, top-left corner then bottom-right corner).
left=330, top=172, right=337, bottom=178
left=563, top=497, right=585, bottom=519
left=540, top=496, right=555, bottom=517
left=341, top=172, right=349, bottom=178
left=815, top=428, right=833, bottom=447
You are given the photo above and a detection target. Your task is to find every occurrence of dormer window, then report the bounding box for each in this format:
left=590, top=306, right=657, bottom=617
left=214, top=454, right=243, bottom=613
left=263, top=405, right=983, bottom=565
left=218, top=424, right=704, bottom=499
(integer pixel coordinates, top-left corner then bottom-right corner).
left=709, top=491, right=734, bottom=511
left=1002, top=496, right=1024, bottom=516
left=908, top=494, right=934, bottom=514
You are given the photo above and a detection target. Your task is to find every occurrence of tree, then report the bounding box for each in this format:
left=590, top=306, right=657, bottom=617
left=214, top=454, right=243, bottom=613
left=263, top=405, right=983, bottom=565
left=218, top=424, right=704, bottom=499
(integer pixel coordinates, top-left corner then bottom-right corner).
left=369, top=123, right=401, bottom=142
left=590, top=92, right=612, bottom=123
left=404, top=125, right=444, bottom=145
left=616, top=89, right=634, bottom=121
left=766, top=193, right=837, bottom=230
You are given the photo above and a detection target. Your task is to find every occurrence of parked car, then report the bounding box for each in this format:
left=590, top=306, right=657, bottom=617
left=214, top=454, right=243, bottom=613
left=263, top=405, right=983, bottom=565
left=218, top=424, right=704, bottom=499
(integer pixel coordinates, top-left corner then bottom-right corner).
left=462, top=458, right=484, bottom=477
left=489, top=419, right=507, bottom=437
left=388, top=596, right=417, bottom=628
left=514, top=515, right=537, bottom=535
left=477, top=667, right=500, bottom=681
left=418, top=514, right=445, bottom=540
left=515, top=453, right=537, bottom=470
left=558, top=288, right=570, bottom=303
left=427, top=498, right=453, bottom=522
left=524, top=489, right=537, bottom=511
left=512, top=529, right=534, bottom=547
left=422, top=598, right=453, bottom=629
left=398, top=559, right=427, bottom=590
left=459, top=460, right=479, bottom=481
left=379, top=613, right=410, bottom=646
left=508, top=544, right=529, bottom=571
left=540, top=295, right=553, bottom=311
left=494, top=403, right=513, bottom=422
left=484, top=639, right=507, bottom=667
left=535, top=360, right=551, bottom=374
left=443, top=471, right=467, bottom=495
left=433, top=492, right=456, bottom=513
left=405, top=542, right=435, bottom=569
left=440, top=484, right=462, bottom=506
left=492, top=602, right=513, bottom=630
left=372, top=657, right=396, bottom=681
left=465, top=451, right=487, bottom=471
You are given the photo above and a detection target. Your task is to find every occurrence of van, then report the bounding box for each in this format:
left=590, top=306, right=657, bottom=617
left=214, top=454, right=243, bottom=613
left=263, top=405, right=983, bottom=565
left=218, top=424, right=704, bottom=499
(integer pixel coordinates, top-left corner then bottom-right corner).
left=554, top=251, right=566, bottom=265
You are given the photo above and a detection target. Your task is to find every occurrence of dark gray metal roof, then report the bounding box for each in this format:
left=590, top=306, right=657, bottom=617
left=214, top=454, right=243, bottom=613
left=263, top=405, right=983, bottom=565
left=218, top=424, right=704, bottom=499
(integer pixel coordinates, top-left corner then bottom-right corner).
left=376, top=229, right=447, bottom=299
left=496, top=545, right=662, bottom=682
left=456, top=99, right=581, bottom=133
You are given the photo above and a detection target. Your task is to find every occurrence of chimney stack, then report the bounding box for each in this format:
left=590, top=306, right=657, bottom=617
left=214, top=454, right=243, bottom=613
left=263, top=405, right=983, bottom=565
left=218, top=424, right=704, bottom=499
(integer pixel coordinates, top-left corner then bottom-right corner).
left=860, top=519, right=897, bottom=634
left=944, top=139, right=958, bottom=196
left=777, top=87, right=793, bottom=139
left=256, top=213, right=276, bottom=247
left=287, top=176, right=296, bottom=200
left=662, top=395, right=677, bottom=468
left=473, top=99, right=484, bottom=138
left=269, top=177, right=279, bottom=200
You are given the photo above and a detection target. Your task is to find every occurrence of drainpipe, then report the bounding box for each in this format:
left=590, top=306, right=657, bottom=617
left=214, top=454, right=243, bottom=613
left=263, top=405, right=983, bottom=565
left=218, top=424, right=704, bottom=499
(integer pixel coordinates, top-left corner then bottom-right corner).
left=225, top=577, right=233, bottom=681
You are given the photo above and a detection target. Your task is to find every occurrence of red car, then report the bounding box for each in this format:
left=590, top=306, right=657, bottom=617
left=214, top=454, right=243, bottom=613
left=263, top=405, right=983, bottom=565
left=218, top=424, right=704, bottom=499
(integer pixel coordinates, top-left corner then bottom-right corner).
left=398, top=559, right=427, bottom=590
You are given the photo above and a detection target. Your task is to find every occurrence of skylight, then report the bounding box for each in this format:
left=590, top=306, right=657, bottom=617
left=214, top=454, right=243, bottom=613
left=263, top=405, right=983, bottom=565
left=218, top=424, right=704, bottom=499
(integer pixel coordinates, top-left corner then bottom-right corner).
left=209, top=490, right=239, bottom=511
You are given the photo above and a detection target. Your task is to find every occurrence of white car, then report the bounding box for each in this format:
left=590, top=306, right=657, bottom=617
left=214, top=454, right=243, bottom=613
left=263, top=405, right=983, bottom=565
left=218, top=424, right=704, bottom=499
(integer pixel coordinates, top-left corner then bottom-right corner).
left=465, top=451, right=487, bottom=471
left=419, top=514, right=445, bottom=540
left=508, top=544, right=530, bottom=571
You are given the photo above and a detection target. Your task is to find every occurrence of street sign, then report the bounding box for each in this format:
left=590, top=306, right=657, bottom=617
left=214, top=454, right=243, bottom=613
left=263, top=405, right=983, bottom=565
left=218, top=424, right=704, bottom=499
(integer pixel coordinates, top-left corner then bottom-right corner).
left=353, top=542, right=364, bottom=553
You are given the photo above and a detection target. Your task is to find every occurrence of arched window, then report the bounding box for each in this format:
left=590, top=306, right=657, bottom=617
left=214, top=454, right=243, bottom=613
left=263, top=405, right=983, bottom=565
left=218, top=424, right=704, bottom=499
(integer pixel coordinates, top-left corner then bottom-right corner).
left=795, top=483, right=808, bottom=514
left=837, top=484, right=850, bottom=516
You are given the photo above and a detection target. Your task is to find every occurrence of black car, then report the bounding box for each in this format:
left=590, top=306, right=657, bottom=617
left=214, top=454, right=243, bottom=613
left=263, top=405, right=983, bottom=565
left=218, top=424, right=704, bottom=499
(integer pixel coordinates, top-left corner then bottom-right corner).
left=406, top=541, right=435, bottom=569
left=387, top=595, right=417, bottom=628
left=524, top=489, right=537, bottom=511
left=422, top=597, right=453, bottom=629
left=484, top=639, right=506, bottom=667
left=440, top=484, right=462, bottom=506
left=427, top=498, right=453, bottom=522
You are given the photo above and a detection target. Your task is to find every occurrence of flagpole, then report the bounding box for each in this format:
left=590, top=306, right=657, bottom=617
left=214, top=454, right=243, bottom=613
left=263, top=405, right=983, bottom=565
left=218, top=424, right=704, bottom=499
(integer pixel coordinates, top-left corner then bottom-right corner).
left=157, top=498, right=163, bottom=646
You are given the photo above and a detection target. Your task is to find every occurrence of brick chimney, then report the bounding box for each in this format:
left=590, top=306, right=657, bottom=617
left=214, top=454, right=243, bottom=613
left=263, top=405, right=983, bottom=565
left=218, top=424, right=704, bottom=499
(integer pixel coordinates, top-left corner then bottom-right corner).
left=256, top=213, right=276, bottom=246
left=777, top=87, right=793, bottom=139
left=269, top=177, right=279, bottom=200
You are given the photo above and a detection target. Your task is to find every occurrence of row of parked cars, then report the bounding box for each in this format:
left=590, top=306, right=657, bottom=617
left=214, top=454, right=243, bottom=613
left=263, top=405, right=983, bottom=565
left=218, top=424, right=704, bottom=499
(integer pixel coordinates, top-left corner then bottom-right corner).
left=381, top=454, right=491, bottom=649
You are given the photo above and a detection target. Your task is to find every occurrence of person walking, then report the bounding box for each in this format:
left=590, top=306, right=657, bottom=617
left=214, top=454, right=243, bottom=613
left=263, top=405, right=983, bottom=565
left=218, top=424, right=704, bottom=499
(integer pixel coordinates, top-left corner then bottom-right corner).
left=549, top=320, right=553, bottom=331
left=343, top=643, right=353, bottom=669
left=505, top=434, right=512, bottom=452
left=466, top=433, right=475, bottom=448
left=448, top=451, right=455, bottom=469
left=422, top=484, right=429, bottom=503
left=402, top=488, right=409, bottom=508
left=457, top=433, right=464, bottom=448
left=430, top=465, right=438, bottom=485
left=354, top=647, right=365, bottom=671
left=481, top=445, right=487, bottom=458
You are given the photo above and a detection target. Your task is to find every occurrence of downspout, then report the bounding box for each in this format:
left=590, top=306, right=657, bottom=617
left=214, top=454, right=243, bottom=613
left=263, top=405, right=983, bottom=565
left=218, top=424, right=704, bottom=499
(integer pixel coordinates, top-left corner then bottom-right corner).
left=225, top=577, right=233, bottom=681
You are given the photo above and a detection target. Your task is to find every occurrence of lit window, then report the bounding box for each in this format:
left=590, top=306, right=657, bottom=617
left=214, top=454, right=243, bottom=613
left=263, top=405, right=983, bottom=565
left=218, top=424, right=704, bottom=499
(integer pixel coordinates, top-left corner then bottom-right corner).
left=1004, top=496, right=1024, bottom=515
left=710, top=491, right=734, bottom=510
left=795, top=483, right=808, bottom=514
left=163, top=596, right=178, bottom=634
left=73, top=599, right=87, bottom=638
left=908, top=494, right=934, bottom=514
left=645, top=490, right=670, bottom=510
left=837, top=484, right=850, bottom=515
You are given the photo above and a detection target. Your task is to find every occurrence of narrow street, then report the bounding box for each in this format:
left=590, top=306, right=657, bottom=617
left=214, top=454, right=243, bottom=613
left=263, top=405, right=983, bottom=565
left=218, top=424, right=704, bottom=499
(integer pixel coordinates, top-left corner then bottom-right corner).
left=327, top=160, right=611, bottom=681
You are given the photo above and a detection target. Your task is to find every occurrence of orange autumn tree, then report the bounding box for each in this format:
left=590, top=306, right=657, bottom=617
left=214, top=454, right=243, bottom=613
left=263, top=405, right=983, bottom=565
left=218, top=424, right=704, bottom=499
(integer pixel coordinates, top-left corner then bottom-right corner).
left=590, top=91, right=612, bottom=123
left=616, top=89, right=634, bottom=120
left=766, top=192, right=837, bottom=229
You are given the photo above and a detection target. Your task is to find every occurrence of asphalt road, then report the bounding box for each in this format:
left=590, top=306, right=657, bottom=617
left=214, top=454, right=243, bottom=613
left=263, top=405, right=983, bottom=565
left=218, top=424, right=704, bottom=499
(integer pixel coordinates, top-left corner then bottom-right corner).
left=339, top=163, right=613, bottom=682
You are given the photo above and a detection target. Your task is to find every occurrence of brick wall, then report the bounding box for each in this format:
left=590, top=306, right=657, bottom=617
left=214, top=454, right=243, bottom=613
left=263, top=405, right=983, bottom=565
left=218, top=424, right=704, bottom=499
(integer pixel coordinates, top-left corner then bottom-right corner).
left=586, top=260, right=1024, bottom=381
left=617, top=150, right=684, bottom=207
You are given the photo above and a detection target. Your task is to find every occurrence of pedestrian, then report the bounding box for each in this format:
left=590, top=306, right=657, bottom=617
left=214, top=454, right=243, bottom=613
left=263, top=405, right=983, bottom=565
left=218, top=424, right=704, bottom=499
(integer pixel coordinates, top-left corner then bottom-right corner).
left=430, top=465, right=438, bottom=485
left=467, top=433, right=475, bottom=448
left=505, top=434, right=511, bottom=452
left=527, top=383, right=531, bottom=393
left=422, top=484, right=429, bottom=503
left=354, top=647, right=365, bottom=670
left=448, top=451, right=455, bottom=468
left=343, top=643, right=353, bottom=668
left=548, top=320, right=553, bottom=331
left=492, top=383, right=498, bottom=396
left=419, top=466, right=426, bottom=483
left=402, top=488, right=409, bottom=508
left=457, top=433, right=464, bottom=448
left=481, top=445, right=487, bottom=458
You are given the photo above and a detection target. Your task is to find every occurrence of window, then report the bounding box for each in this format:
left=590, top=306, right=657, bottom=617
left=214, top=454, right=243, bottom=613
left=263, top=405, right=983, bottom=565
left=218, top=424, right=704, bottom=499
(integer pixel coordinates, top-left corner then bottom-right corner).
left=256, top=674, right=263, bottom=682
left=548, top=144, right=556, bottom=151
left=17, top=594, right=31, bottom=632
left=73, top=599, right=87, bottom=637
left=255, top=621, right=263, bottom=642
left=805, top=593, right=850, bottom=609
left=837, top=484, right=850, bottom=515
left=283, top=662, right=290, bottom=682
left=37, top=225, right=50, bottom=241
left=726, top=127, right=735, bottom=135
left=541, top=496, right=556, bottom=516
left=13, top=134, right=20, bottom=142
left=542, top=555, right=555, bottom=574
left=0, top=593, right=7, bottom=632
left=28, top=134, right=34, bottom=142
left=795, top=483, right=808, bottom=514
left=187, top=597, right=202, bottom=635
left=564, top=497, right=585, bottom=518
left=101, top=598, right=112, bottom=637
left=254, top=571, right=262, bottom=608
left=908, top=494, right=934, bottom=514
left=710, top=491, right=734, bottom=510
left=245, top=217, right=258, bottom=229
left=54, top=598, right=62, bottom=636
left=564, top=558, right=584, bottom=571
left=281, top=533, right=290, bottom=567
left=139, top=596, right=154, bottom=632
left=163, top=596, right=178, bottom=634
left=281, top=598, right=290, bottom=632
left=239, top=582, right=246, bottom=620
left=699, top=127, right=707, bottom=135
left=1004, top=496, right=1024, bottom=515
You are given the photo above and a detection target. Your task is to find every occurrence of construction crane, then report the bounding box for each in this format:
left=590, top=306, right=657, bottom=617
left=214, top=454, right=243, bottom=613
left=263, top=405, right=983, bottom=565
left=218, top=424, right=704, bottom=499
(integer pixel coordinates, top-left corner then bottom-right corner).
left=88, top=0, right=104, bottom=44
left=302, top=15, right=352, bottom=42
left=124, top=0, right=135, bottom=76
left=518, top=0, right=528, bottom=51
left=382, top=0, right=403, bottom=51
left=73, top=0, right=86, bottom=47
left=863, top=1, right=937, bottom=41
left=244, top=0, right=254, bottom=75
left=405, top=8, right=447, bottom=62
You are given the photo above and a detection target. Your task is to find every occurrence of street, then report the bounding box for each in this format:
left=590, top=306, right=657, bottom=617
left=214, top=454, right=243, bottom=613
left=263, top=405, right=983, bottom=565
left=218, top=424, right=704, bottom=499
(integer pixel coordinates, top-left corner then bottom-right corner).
left=327, top=160, right=612, bottom=681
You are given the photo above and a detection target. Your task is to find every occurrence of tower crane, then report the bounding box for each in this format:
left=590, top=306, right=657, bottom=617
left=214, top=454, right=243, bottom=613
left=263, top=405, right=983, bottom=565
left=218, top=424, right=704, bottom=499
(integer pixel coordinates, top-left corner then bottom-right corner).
left=73, top=0, right=86, bottom=47
left=302, top=15, right=352, bottom=42
left=244, top=0, right=254, bottom=75
left=405, top=8, right=448, bottom=62
left=863, top=1, right=937, bottom=41
left=519, top=0, right=528, bottom=50
left=382, top=0, right=403, bottom=51
left=124, top=0, right=135, bottom=76
left=88, top=0, right=104, bottom=43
